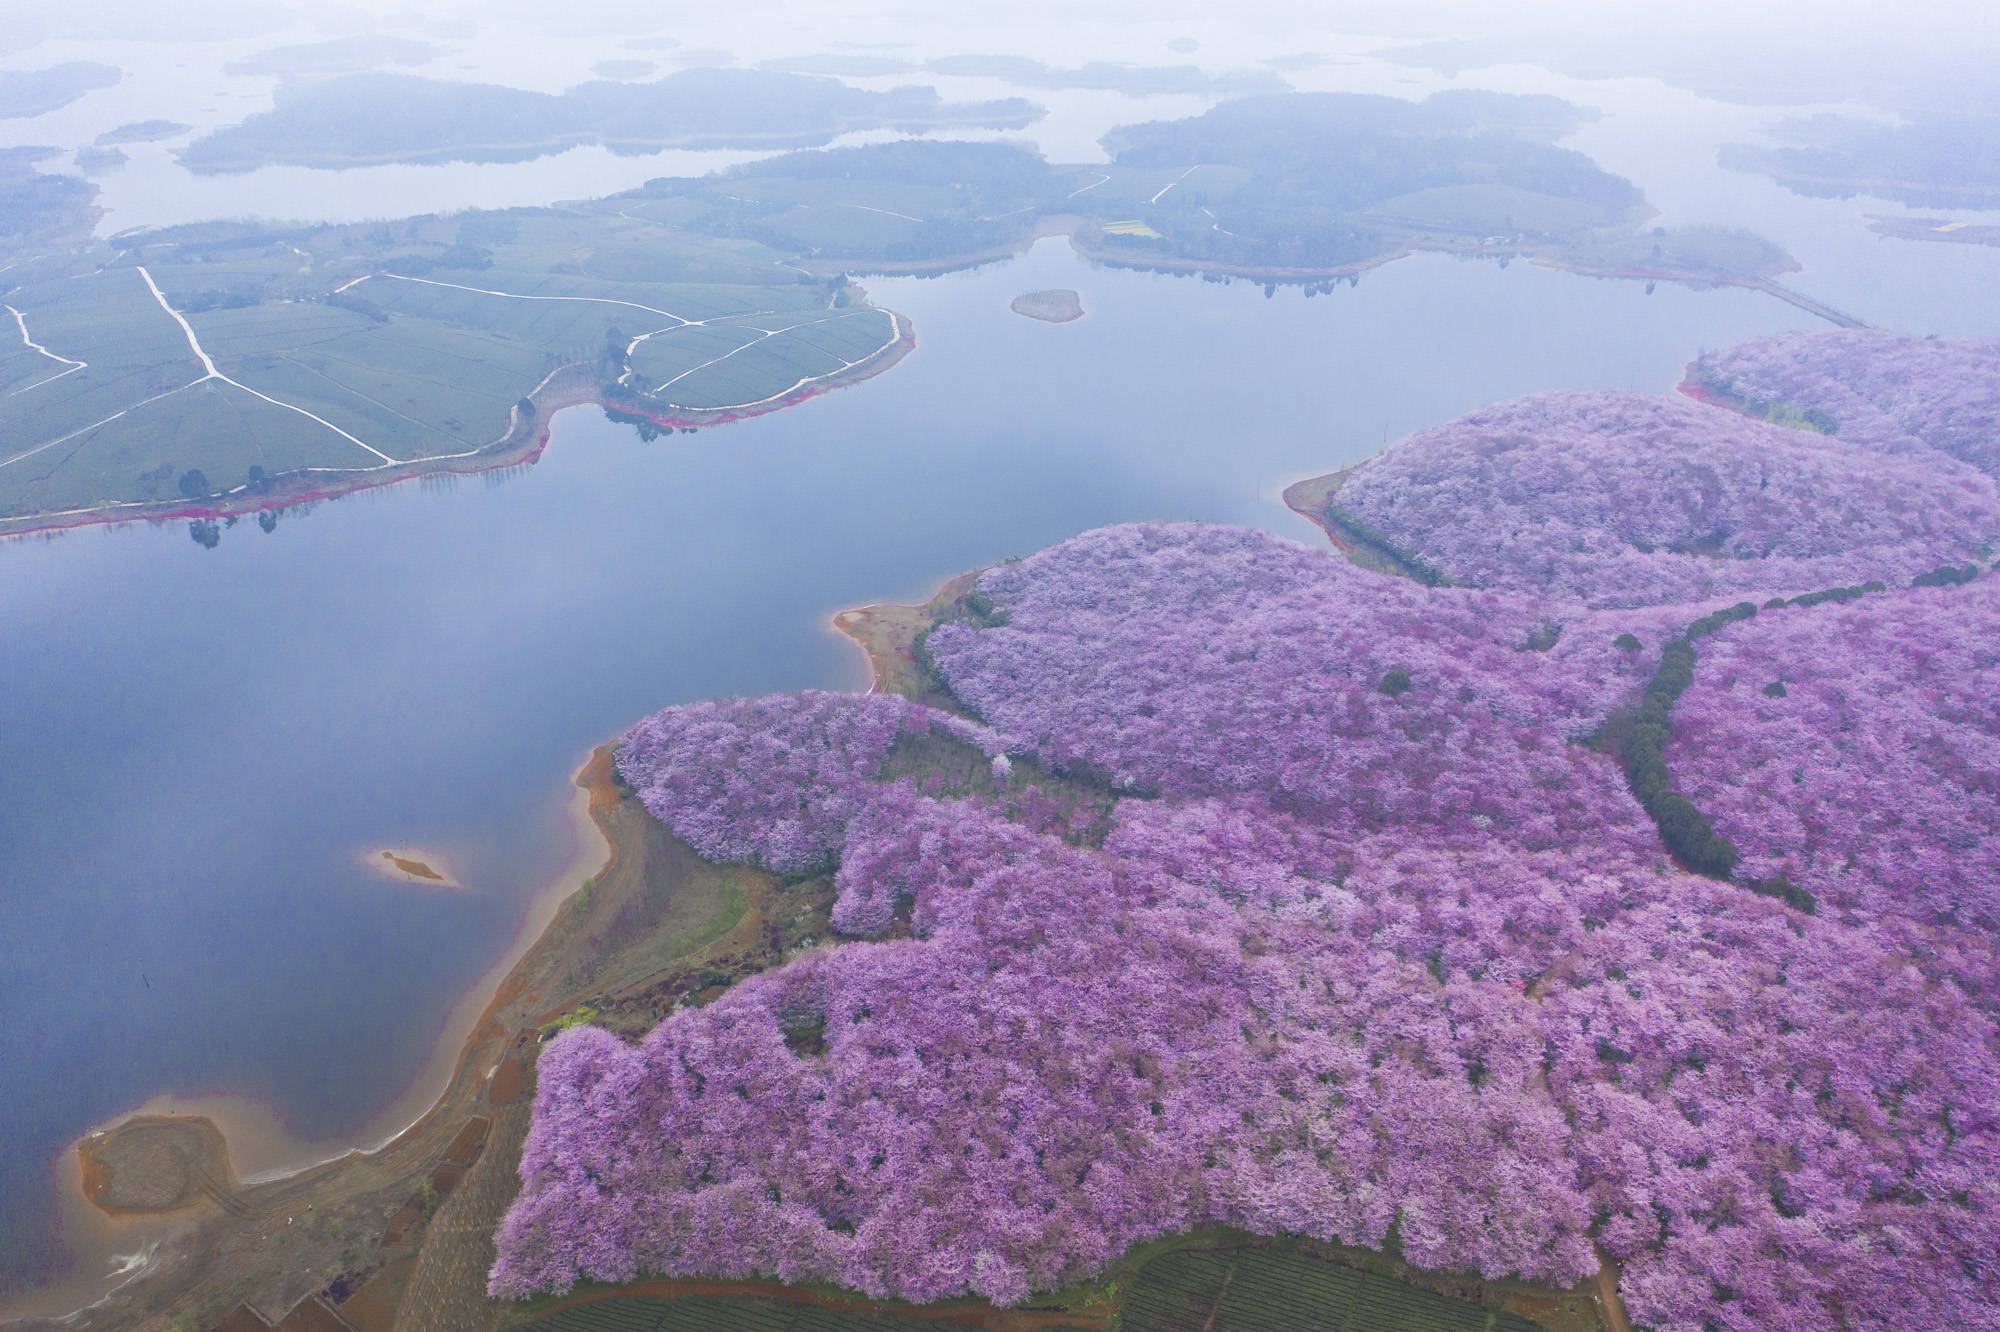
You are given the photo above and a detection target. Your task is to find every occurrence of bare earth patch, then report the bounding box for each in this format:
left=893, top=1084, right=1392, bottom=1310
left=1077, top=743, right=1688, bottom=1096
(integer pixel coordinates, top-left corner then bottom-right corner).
left=363, top=847, right=465, bottom=889
left=77, top=1117, right=236, bottom=1215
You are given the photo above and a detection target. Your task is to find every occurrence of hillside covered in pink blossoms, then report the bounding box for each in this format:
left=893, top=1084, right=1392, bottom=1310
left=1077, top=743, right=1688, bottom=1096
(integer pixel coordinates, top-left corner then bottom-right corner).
left=1668, top=577, right=2000, bottom=945
left=1694, top=329, right=2000, bottom=479
left=1332, top=389, right=1999, bottom=607
left=493, top=331, right=2000, bottom=1332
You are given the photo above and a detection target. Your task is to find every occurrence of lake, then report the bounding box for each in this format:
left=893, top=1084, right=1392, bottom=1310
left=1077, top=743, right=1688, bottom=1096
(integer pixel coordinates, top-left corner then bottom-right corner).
left=0, top=233, right=1886, bottom=1311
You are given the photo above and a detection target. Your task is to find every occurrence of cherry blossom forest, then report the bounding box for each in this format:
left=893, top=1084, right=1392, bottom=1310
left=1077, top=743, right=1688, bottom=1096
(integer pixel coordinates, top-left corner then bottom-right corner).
left=491, top=330, right=2000, bottom=1332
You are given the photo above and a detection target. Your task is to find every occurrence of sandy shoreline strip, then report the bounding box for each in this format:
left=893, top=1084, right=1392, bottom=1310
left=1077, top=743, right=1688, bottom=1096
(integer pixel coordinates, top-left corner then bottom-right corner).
left=28, top=753, right=615, bottom=1324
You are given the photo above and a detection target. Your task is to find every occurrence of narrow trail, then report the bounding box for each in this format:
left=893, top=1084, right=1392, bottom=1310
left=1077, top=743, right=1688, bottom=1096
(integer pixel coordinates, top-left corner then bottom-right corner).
left=0, top=381, right=193, bottom=471
left=136, top=265, right=220, bottom=377
left=138, top=265, right=402, bottom=464
left=344, top=272, right=698, bottom=326
left=1067, top=172, right=1111, bottom=198
left=1593, top=1253, right=1635, bottom=1332
left=349, top=271, right=820, bottom=334
left=5, top=304, right=88, bottom=395
left=1149, top=164, right=1202, bottom=204
left=836, top=202, right=924, bottom=222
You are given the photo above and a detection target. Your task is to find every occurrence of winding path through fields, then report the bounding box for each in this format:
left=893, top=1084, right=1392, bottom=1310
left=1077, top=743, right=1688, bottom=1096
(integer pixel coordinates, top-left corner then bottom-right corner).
left=0, top=268, right=910, bottom=528
left=137, top=266, right=404, bottom=464
left=5, top=305, right=88, bottom=396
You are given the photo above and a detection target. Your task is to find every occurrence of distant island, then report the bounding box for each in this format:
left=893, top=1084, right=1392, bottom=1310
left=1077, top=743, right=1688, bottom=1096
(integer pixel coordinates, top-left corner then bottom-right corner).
left=1009, top=288, right=1083, bottom=322
left=1721, top=113, right=2000, bottom=209
left=1868, top=213, right=2000, bottom=248
left=72, top=146, right=125, bottom=175
left=761, top=52, right=1290, bottom=95
left=95, top=120, right=192, bottom=146
left=0, top=62, right=121, bottom=120
left=222, top=34, right=445, bottom=79
left=924, top=54, right=1289, bottom=96
left=176, top=67, right=1044, bottom=173
left=616, top=96, right=1833, bottom=310
left=0, top=147, right=99, bottom=244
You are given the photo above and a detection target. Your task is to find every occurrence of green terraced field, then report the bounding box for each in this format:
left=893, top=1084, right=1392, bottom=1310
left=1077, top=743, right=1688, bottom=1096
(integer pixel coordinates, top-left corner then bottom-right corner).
left=1120, top=1247, right=1545, bottom=1332
left=0, top=209, right=899, bottom=526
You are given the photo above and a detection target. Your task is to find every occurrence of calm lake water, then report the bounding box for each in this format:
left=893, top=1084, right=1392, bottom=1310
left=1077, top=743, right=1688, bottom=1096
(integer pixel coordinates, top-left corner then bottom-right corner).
left=0, top=234, right=1909, bottom=1308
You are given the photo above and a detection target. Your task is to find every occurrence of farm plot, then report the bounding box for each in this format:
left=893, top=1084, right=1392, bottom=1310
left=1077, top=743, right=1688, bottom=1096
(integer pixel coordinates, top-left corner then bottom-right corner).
left=626, top=308, right=897, bottom=410
left=2, top=308, right=91, bottom=397
left=193, top=303, right=549, bottom=457
left=1120, top=1247, right=1544, bottom=1332
left=0, top=200, right=912, bottom=527
left=0, top=269, right=203, bottom=454
left=0, top=378, right=385, bottom=516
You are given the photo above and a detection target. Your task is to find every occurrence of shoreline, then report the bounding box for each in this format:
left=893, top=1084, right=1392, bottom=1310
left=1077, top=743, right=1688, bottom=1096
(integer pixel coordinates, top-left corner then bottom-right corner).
left=0, top=310, right=915, bottom=544
left=179, top=115, right=1043, bottom=177
left=1279, top=464, right=1364, bottom=553
left=829, top=567, right=984, bottom=700
left=14, top=749, right=619, bottom=1328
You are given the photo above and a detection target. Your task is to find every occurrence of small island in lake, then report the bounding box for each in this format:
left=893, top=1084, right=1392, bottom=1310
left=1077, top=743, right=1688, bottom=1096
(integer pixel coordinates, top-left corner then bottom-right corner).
left=364, top=847, right=464, bottom=888
left=1010, top=288, right=1084, bottom=322
left=1868, top=213, right=2000, bottom=248
left=95, top=120, right=193, bottom=146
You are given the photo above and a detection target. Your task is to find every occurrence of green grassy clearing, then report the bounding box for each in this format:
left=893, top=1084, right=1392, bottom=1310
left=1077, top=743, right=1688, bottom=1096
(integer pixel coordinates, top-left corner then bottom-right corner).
left=517, top=1294, right=982, bottom=1331
left=1121, top=1246, right=1542, bottom=1332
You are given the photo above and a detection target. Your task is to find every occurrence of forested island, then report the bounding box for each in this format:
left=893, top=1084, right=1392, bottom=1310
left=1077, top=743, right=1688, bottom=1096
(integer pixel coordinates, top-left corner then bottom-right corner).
left=0, top=61, right=120, bottom=119
left=55, top=328, right=2000, bottom=1332
left=1720, top=113, right=2000, bottom=209
left=175, top=68, right=1044, bottom=172
left=1011, top=289, right=1084, bottom=322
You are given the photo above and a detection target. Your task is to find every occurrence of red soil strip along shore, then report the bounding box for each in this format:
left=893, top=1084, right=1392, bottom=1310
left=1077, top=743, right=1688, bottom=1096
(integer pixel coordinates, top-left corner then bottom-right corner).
left=1279, top=467, right=1363, bottom=555
left=1674, top=362, right=1731, bottom=410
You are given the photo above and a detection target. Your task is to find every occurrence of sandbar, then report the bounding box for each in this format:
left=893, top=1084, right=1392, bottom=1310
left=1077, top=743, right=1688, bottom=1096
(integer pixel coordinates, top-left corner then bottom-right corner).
left=362, top=846, right=465, bottom=889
